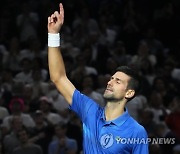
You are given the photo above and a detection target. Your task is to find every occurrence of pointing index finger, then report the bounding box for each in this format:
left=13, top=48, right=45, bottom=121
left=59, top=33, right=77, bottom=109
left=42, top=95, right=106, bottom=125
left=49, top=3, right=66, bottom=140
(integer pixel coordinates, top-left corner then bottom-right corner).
left=59, top=3, right=64, bottom=20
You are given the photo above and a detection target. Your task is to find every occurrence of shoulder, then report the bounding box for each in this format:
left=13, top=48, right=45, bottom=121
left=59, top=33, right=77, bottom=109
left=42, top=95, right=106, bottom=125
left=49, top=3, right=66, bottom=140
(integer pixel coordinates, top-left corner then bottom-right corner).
left=127, top=117, right=147, bottom=136
left=72, top=89, right=99, bottom=108
left=0, top=106, right=8, bottom=112
left=67, top=138, right=77, bottom=144
left=66, top=138, right=77, bottom=149
left=71, top=89, right=102, bottom=122
left=21, top=113, right=34, bottom=121
left=21, top=113, right=32, bottom=117
left=49, top=140, right=58, bottom=147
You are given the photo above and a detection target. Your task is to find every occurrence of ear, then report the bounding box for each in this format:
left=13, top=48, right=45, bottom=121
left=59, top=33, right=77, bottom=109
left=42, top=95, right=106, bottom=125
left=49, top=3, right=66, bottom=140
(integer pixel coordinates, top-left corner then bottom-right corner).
left=125, top=89, right=135, bottom=99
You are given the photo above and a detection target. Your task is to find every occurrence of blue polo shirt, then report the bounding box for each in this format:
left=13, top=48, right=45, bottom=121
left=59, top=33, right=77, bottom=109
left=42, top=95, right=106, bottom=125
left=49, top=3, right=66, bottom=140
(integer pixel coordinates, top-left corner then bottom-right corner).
left=48, top=137, right=77, bottom=154
left=70, top=90, right=149, bottom=154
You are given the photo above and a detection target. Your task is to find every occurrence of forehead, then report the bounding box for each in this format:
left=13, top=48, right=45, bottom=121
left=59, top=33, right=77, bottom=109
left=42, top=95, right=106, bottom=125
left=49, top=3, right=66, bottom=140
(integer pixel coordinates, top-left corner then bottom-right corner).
left=112, top=72, right=131, bottom=81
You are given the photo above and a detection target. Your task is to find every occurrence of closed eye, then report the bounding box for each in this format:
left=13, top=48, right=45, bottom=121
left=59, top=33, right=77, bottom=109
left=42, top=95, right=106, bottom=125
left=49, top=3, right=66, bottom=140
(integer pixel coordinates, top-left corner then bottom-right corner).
left=116, top=79, right=121, bottom=84
left=111, top=76, right=122, bottom=84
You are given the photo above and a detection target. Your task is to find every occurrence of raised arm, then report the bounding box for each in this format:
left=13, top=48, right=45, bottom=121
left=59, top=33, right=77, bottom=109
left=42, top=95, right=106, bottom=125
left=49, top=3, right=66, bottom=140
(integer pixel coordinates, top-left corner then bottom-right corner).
left=47, top=3, right=75, bottom=104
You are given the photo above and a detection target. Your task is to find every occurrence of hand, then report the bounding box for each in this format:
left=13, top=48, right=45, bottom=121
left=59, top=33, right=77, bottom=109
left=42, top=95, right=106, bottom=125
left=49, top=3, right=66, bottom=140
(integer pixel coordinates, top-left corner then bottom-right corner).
left=47, top=3, right=64, bottom=33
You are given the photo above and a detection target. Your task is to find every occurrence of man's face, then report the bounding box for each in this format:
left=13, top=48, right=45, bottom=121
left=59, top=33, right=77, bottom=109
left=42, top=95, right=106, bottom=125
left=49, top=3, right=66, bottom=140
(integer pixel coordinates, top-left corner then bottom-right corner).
left=40, top=101, right=50, bottom=112
left=55, top=126, right=66, bottom=138
left=11, top=102, right=22, bottom=112
left=18, top=130, right=28, bottom=144
left=103, top=72, right=131, bottom=102
left=12, top=116, right=23, bottom=131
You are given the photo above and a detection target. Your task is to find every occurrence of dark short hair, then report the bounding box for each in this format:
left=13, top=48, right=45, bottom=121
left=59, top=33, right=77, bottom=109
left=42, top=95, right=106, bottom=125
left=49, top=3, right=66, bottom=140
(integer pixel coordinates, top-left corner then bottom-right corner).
left=116, top=66, right=140, bottom=94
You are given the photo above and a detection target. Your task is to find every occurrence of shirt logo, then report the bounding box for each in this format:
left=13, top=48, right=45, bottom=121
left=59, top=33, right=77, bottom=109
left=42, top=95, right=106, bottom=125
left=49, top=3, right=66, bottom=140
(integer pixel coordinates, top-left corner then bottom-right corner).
left=115, top=136, right=121, bottom=144
left=100, top=134, right=114, bottom=149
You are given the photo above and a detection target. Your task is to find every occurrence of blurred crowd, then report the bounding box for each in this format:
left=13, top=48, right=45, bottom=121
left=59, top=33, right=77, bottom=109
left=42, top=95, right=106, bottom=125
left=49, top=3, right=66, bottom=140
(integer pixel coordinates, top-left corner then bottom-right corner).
left=0, top=0, right=180, bottom=154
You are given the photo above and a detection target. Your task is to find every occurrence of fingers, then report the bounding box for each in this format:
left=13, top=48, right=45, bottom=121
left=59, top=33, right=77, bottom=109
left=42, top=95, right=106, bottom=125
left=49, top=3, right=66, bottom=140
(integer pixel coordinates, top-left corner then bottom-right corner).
left=53, top=11, right=60, bottom=24
left=51, top=14, right=56, bottom=23
left=59, top=3, right=64, bottom=14
left=48, top=13, right=57, bottom=24
left=48, top=3, right=64, bottom=24
left=54, top=11, right=59, bottom=18
left=47, top=3, right=64, bottom=33
left=48, top=17, right=51, bottom=24
left=59, top=3, right=64, bottom=23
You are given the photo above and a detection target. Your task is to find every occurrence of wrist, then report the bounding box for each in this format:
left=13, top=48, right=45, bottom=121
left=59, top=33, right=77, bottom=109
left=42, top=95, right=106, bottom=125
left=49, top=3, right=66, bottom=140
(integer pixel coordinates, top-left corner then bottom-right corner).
left=48, top=33, right=60, bottom=47
left=48, top=31, right=59, bottom=34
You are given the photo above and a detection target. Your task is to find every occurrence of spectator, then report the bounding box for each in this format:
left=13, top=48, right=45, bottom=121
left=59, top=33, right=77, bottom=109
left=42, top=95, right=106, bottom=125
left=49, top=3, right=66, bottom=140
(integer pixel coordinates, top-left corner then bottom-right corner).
left=166, top=96, right=180, bottom=140
left=81, top=75, right=105, bottom=107
left=16, top=2, right=39, bottom=43
left=12, top=128, right=43, bottom=154
left=39, top=96, right=64, bottom=125
left=2, top=97, right=35, bottom=132
left=14, top=58, right=33, bottom=84
left=3, top=116, right=23, bottom=154
left=30, top=110, right=54, bottom=154
left=48, top=122, right=78, bottom=154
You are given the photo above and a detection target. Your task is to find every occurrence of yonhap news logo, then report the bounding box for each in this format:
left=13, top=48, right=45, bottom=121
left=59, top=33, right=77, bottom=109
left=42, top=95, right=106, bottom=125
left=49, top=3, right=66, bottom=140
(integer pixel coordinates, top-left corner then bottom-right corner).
left=100, top=134, right=114, bottom=149
left=115, top=137, right=176, bottom=145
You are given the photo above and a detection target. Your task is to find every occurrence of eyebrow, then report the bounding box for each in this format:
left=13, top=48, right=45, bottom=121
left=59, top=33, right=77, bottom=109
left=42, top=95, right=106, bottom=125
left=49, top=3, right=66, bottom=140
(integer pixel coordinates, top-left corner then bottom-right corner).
left=111, top=76, right=124, bottom=82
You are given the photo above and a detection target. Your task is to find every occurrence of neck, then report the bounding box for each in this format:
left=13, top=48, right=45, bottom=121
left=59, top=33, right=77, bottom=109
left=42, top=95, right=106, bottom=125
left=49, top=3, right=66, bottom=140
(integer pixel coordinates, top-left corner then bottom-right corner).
left=105, top=100, right=126, bottom=121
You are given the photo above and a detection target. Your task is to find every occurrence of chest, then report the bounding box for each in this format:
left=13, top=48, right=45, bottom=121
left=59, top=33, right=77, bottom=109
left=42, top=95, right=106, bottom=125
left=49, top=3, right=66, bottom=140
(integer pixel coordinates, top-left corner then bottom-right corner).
left=83, top=118, right=135, bottom=153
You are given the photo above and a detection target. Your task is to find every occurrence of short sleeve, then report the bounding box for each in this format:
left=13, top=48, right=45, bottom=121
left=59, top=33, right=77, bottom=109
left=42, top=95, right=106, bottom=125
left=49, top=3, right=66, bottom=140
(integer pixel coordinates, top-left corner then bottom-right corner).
left=70, top=90, right=99, bottom=123
left=132, top=126, right=149, bottom=154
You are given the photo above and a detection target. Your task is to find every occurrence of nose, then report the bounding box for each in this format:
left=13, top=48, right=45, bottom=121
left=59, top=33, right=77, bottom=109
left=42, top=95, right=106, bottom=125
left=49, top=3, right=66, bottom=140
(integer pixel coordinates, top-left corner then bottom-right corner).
left=107, top=79, right=113, bottom=86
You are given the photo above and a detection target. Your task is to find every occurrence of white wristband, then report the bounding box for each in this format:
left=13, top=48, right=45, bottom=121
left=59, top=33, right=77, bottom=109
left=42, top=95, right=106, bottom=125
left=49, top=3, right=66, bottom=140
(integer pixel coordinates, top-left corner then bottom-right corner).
left=48, top=33, right=60, bottom=47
